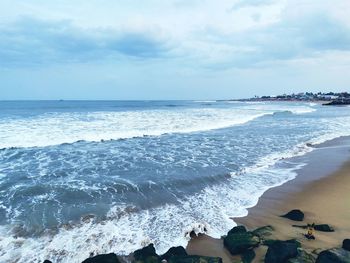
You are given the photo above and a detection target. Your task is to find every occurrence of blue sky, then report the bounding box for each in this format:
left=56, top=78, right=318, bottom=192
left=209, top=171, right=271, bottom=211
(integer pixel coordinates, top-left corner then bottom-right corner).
left=1, top=0, right=350, bottom=100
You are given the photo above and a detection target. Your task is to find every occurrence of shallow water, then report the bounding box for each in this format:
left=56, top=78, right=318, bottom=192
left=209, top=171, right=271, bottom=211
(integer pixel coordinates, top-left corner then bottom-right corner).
left=0, top=100, right=350, bottom=262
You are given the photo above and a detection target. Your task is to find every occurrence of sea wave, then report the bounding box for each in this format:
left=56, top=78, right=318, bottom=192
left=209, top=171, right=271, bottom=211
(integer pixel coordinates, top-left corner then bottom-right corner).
left=0, top=105, right=315, bottom=149
left=2, top=102, right=346, bottom=263
left=0, top=165, right=300, bottom=263
left=2, top=123, right=350, bottom=263
left=241, top=103, right=317, bottom=114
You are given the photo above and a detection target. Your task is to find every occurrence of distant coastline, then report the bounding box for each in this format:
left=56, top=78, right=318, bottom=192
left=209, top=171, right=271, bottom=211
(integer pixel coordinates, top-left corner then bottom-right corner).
left=232, top=91, right=350, bottom=105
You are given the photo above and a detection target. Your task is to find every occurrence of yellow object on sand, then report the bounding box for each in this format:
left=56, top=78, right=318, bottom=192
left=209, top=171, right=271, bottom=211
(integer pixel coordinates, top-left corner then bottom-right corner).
left=307, top=228, right=313, bottom=236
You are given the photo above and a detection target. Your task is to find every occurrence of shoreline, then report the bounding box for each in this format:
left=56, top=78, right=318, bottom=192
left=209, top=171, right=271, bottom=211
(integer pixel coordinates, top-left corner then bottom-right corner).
left=4, top=136, right=350, bottom=262
left=186, top=136, right=350, bottom=262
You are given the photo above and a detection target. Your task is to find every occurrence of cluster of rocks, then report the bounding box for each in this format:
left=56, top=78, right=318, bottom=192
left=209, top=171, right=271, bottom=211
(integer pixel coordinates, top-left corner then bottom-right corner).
left=222, top=224, right=303, bottom=263
left=278, top=209, right=350, bottom=263
left=222, top=223, right=350, bottom=263
left=130, top=244, right=222, bottom=263
left=219, top=208, right=350, bottom=262
left=42, top=209, right=350, bottom=263
left=323, top=99, right=350, bottom=106
left=43, top=244, right=222, bottom=263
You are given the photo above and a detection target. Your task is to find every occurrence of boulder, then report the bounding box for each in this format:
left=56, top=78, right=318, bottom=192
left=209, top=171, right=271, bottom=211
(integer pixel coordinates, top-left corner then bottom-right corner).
left=242, top=249, right=255, bottom=263
left=263, top=240, right=278, bottom=247
left=292, top=224, right=334, bottom=232
left=316, top=248, right=350, bottom=263
left=252, top=226, right=274, bottom=240
left=263, top=239, right=300, bottom=248
left=324, top=100, right=350, bottom=106
left=288, top=248, right=317, bottom=263
left=133, top=244, right=160, bottom=263
left=168, top=255, right=222, bottom=263
left=281, top=210, right=304, bottom=221
left=227, top=225, right=247, bottom=235
left=265, top=240, right=298, bottom=263
left=316, top=250, right=342, bottom=263
left=224, top=228, right=260, bottom=255
left=82, top=253, right=120, bottom=263
left=43, top=261, right=52, bottom=263
left=160, top=246, right=187, bottom=261
left=343, top=239, right=350, bottom=251
left=314, top=224, right=334, bottom=232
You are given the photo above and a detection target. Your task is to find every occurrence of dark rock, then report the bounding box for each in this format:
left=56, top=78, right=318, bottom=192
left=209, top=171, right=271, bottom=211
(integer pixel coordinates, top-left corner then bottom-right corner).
left=252, top=226, right=274, bottom=240
left=43, top=261, right=52, bottom=263
left=224, top=229, right=260, bottom=255
left=81, top=214, right=96, bottom=223
left=227, top=225, right=247, bottom=235
left=82, top=253, right=120, bottom=263
left=189, top=230, right=197, bottom=238
left=264, top=239, right=300, bottom=248
left=134, top=244, right=157, bottom=259
left=343, top=239, right=350, bottom=251
left=281, top=210, right=304, bottom=221
left=316, top=250, right=343, bottom=263
left=323, top=99, right=350, bottom=106
left=304, top=233, right=315, bottom=240
left=263, top=239, right=278, bottom=247
left=168, top=255, right=222, bottom=263
left=292, top=224, right=334, bottom=232
left=315, top=248, right=350, bottom=263
left=160, top=246, right=187, bottom=261
left=133, top=244, right=160, bottom=263
left=242, top=249, right=255, bottom=263
left=288, top=248, right=317, bottom=263
left=316, top=250, right=342, bottom=263
left=265, top=240, right=298, bottom=263
left=313, top=248, right=324, bottom=255
left=314, top=224, right=334, bottom=232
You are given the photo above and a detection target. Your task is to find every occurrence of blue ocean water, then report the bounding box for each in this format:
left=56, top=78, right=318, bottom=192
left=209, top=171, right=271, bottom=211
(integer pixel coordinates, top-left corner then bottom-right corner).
left=0, top=100, right=350, bottom=262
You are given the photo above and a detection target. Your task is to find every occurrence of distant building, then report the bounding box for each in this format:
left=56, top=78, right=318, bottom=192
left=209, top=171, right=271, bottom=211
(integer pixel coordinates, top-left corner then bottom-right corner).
left=319, top=95, right=339, bottom=100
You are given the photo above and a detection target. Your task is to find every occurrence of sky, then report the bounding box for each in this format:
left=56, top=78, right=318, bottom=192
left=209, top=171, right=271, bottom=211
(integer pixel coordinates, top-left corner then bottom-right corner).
left=1, top=0, right=350, bottom=100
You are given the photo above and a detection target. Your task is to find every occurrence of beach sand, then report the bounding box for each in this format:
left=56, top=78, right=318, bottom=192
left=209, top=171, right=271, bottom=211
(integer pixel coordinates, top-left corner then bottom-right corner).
left=186, top=137, right=350, bottom=262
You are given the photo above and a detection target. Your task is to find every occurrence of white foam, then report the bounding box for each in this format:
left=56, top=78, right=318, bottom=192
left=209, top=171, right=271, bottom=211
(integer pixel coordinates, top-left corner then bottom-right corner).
left=0, top=160, right=303, bottom=263
left=0, top=108, right=268, bottom=149
left=0, top=103, right=317, bottom=149
left=241, top=103, right=316, bottom=114
left=2, top=103, right=349, bottom=263
left=0, top=142, right=347, bottom=263
left=226, top=101, right=242, bottom=104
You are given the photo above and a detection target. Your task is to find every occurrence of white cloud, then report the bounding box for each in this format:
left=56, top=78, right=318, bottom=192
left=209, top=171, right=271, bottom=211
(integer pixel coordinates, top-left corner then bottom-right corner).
left=0, top=0, right=350, bottom=99
left=1, top=0, right=350, bottom=68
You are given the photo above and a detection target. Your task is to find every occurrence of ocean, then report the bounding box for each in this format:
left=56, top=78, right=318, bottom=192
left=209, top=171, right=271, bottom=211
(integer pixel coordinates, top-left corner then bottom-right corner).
left=0, top=100, right=350, bottom=262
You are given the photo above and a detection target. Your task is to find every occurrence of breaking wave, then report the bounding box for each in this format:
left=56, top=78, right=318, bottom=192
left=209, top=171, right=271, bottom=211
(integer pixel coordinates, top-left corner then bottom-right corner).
left=0, top=104, right=315, bottom=149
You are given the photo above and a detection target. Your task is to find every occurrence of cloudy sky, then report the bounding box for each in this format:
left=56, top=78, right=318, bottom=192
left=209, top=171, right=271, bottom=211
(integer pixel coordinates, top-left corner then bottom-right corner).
left=1, top=0, right=350, bottom=99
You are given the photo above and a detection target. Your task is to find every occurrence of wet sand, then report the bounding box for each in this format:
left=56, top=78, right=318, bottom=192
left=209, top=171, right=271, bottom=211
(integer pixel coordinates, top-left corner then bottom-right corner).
left=186, top=137, right=350, bottom=262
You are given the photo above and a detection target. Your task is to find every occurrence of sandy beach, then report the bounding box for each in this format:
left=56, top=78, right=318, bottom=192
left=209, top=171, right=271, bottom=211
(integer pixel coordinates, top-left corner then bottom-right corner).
left=187, top=137, right=350, bottom=262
